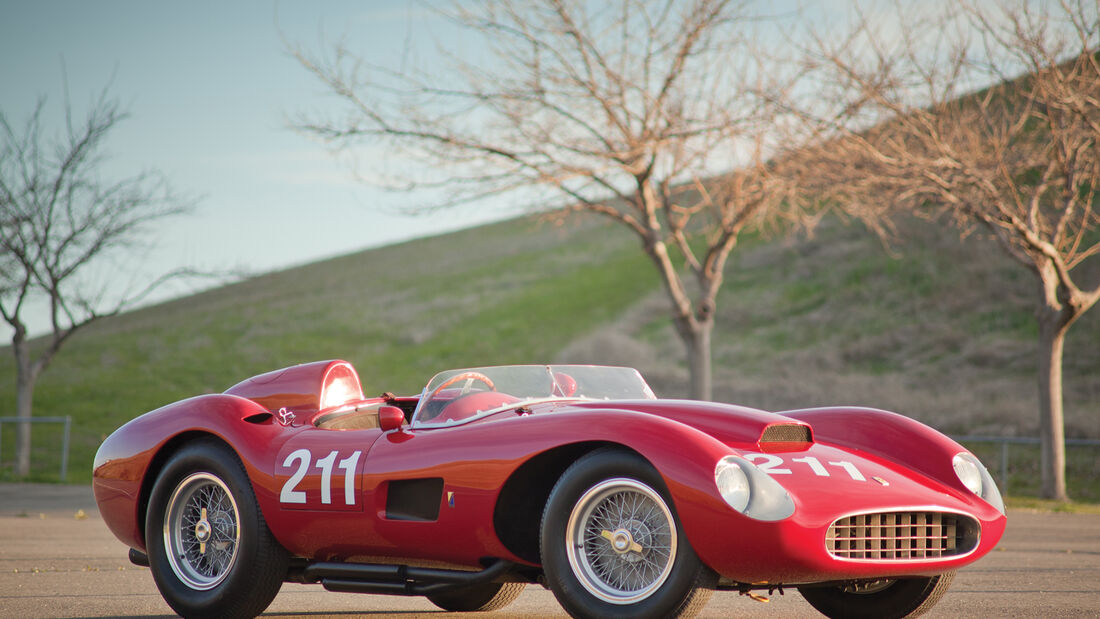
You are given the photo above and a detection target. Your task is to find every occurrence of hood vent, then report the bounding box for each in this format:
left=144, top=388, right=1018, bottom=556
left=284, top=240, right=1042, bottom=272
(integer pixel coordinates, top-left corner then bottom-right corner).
left=760, top=423, right=812, bottom=444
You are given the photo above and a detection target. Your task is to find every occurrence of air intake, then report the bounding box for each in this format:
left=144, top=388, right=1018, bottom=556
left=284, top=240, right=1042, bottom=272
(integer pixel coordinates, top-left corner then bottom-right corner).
left=826, top=511, right=980, bottom=561
left=759, top=423, right=812, bottom=443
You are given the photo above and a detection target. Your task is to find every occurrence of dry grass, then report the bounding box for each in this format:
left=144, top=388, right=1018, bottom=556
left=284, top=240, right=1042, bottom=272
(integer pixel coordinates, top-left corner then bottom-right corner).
left=2, top=211, right=1097, bottom=487
left=559, top=215, right=1100, bottom=439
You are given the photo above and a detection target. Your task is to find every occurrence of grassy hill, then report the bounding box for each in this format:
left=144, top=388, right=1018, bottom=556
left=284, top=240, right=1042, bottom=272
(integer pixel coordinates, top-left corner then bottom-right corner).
left=1, top=211, right=1098, bottom=496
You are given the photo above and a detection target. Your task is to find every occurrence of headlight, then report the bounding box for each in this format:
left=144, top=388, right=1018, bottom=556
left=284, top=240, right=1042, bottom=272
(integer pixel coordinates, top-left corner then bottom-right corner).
left=953, top=451, right=1005, bottom=514
left=715, top=457, right=750, bottom=512
left=714, top=455, right=795, bottom=521
left=953, top=453, right=983, bottom=495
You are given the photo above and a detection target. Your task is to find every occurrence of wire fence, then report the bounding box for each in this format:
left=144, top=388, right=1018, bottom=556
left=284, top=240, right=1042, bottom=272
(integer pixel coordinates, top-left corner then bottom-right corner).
left=0, top=416, right=72, bottom=482
left=953, top=435, right=1100, bottom=500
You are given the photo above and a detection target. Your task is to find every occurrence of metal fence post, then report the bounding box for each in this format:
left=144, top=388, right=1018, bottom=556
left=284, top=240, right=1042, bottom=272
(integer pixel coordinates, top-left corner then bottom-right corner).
left=61, top=416, right=71, bottom=482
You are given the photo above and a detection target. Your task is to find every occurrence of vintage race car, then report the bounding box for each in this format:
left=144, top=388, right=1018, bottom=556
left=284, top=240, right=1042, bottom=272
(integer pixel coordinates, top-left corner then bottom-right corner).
left=93, top=361, right=1006, bottom=619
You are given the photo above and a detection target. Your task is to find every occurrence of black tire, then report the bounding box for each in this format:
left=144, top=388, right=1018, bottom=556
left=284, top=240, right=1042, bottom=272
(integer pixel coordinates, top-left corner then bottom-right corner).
left=540, top=448, right=716, bottom=619
left=798, top=572, right=956, bottom=619
left=145, top=439, right=288, bottom=619
left=426, top=582, right=526, bottom=612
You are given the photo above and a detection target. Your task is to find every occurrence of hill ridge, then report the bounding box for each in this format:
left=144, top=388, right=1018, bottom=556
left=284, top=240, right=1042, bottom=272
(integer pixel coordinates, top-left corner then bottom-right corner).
left=1, top=211, right=1098, bottom=486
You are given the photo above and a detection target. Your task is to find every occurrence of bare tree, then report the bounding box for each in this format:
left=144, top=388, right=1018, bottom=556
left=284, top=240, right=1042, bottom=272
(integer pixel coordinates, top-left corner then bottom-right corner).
left=293, top=0, right=817, bottom=400
left=797, top=1, right=1100, bottom=500
left=1, top=84, right=192, bottom=476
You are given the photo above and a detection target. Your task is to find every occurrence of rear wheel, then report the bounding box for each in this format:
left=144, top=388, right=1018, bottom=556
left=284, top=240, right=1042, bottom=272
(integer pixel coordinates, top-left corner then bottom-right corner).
left=426, top=582, right=526, bottom=612
left=540, top=448, right=715, bottom=618
left=145, top=439, right=288, bottom=619
left=798, top=572, right=955, bottom=619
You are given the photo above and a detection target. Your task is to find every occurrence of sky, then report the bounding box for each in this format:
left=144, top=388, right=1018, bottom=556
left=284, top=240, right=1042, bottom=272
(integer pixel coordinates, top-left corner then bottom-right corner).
left=0, top=1, right=518, bottom=336
left=0, top=0, right=1000, bottom=339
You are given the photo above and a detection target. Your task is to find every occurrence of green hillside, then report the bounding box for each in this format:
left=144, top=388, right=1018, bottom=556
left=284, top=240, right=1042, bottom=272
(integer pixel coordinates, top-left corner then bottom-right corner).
left=2, top=211, right=1098, bottom=496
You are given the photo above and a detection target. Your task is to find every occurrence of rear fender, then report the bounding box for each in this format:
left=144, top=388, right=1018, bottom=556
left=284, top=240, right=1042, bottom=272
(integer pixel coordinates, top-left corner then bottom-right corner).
left=93, top=394, right=295, bottom=551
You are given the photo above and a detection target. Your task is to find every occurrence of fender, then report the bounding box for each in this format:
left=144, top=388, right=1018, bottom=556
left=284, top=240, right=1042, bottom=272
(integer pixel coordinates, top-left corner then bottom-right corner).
left=92, top=393, right=296, bottom=551
left=322, top=406, right=736, bottom=569
left=94, top=359, right=370, bottom=552
left=780, top=407, right=970, bottom=494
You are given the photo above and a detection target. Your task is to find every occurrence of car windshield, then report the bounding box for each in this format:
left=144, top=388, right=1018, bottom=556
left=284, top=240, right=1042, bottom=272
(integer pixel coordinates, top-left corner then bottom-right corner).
left=412, top=365, right=655, bottom=427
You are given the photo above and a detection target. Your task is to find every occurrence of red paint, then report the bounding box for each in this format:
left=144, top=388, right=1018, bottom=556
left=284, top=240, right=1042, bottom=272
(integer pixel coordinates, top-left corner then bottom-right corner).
left=378, top=406, right=406, bottom=431
left=223, top=359, right=363, bottom=417
left=94, top=361, right=1006, bottom=586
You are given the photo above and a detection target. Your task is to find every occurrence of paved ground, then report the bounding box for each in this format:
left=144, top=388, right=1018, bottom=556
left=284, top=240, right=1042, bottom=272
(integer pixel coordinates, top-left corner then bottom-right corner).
left=1, top=483, right=1098, bottom=618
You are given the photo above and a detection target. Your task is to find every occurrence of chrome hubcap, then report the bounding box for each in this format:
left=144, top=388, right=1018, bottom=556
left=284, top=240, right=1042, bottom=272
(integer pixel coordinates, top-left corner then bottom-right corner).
left=194, top=519, right=211, bottom=542
left=609, top=528, right=633, bottom=553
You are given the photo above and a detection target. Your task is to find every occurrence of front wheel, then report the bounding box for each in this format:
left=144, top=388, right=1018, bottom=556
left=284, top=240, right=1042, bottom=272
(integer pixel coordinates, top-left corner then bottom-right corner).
left=540, top=448, right=715, bottom=618
left=145, top=439, right=288, bottom=619
left=426, top=582, right=526, bottom=612
left=798, top=572, right=956, bottom=619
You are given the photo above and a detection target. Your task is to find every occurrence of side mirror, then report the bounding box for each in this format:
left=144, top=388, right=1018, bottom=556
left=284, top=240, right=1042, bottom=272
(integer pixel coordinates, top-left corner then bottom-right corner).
left=378, top=405, right=406, bottom=432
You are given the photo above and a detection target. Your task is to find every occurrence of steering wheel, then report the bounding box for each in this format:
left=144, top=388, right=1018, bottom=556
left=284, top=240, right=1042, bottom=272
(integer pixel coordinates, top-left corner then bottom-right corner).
left=425, top=371, right=496, bottom=403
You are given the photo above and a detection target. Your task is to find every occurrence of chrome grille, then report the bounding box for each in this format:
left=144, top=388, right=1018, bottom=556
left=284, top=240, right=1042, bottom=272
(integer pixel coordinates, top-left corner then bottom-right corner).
left=760, top=424, right=811, bottom=443
left=826, top=511, right=979, bottom=561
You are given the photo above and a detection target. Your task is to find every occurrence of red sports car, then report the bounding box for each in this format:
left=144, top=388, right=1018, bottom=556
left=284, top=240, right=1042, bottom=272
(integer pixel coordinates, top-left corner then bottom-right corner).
left=93, top=361, right=1006, bottom=619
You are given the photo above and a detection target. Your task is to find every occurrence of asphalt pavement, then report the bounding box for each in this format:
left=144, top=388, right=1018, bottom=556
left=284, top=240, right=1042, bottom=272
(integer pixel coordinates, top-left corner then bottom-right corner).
left=1, top=483, right=1097, bottom=618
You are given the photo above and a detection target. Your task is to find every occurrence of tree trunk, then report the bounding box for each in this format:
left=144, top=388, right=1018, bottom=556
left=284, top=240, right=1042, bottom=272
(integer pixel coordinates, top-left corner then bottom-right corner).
left=9, top=330, right=39, bottom=477
left=642, top=236, right=717, bottom=402
left=1036, top=313, right=1069, bottom=501
left=15, top=374, right=34, bottom=476
left=684, top=320, right=714, bottom=401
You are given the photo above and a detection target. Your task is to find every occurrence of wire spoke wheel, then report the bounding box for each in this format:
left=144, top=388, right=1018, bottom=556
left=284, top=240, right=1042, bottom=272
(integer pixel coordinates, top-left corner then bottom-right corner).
left=164, top=472, right=241, bottom=590
left=566, top=478, right=677, bottom=604
left=147, top=441, right=287, bottom=618
left=542, top=448, right=715, bottom=618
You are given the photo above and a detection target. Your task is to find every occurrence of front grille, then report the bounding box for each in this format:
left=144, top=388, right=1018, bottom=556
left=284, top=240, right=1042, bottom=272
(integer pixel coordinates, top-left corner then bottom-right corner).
left=826, top=511, right=980, bottom=561
left=759, top=423, right=812, bottom=443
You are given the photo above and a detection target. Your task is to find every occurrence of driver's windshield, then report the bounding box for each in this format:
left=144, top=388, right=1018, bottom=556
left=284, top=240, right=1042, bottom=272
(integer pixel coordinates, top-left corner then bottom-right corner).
left=412, top=365, right=655, bottom=427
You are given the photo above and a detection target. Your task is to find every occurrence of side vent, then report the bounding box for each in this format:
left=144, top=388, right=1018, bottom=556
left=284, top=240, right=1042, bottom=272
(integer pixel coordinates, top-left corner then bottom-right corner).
left=242, top=411, right=274, bottom=424
left=385, top=478, right=445, bottom=521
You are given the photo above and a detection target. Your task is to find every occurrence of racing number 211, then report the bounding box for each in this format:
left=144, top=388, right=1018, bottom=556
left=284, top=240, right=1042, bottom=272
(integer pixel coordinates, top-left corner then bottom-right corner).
left=280, top=449, right=362, bottom=505
left=744, top=454, right=866, bottom=481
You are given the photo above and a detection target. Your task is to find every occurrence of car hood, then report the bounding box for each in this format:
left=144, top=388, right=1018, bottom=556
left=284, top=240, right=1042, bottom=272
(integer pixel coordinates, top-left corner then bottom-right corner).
left=565, top=399, right=998, bottom=519
left=567, top=399, right=812, bottom=449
